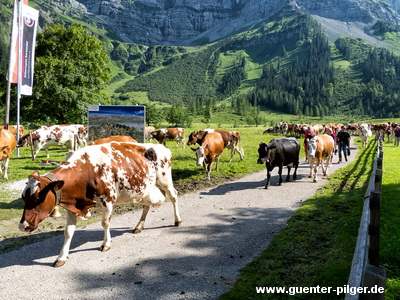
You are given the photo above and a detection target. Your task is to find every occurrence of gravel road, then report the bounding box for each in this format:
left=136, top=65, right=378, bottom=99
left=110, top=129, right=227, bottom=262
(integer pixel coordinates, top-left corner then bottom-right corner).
left=0, top=147, right=358, bottom=300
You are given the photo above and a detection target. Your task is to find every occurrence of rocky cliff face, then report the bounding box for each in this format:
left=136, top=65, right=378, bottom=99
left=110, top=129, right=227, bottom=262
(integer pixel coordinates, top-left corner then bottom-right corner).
left=72, top=0, right=400, bottom=45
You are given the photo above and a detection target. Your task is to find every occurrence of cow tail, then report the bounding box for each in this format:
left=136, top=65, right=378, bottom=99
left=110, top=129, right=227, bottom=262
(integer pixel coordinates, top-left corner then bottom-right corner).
left=144, top=148, right=158, bottom=162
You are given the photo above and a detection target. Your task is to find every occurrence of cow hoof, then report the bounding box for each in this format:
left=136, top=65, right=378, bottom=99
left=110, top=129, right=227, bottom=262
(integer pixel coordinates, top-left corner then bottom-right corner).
left=313, top=180, right=317, bottom=183
left=100, top=245, right=111, bottom=252
left=174, top=221, right=182, bottom=227
left=308, top=175, right=312, bottom=178
left=264, top=186, right=269, bottom=189
left=52, top=260, right=66, bottom=268
left=133, top=228, right=142, bottom=234
left=50, top=211, right=61, bottom=218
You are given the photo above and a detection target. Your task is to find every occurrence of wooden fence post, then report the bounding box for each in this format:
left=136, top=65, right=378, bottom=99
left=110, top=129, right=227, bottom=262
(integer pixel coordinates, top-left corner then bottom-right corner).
left=374, top=169, right=382, bottom=192
left=29, top=131, right=35, bottom=160
left=369, top=190, right=381, bottom=267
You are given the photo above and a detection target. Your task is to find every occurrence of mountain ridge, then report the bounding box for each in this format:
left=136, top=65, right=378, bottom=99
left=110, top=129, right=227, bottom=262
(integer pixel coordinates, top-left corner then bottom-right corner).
left=66, top=0, right=400, bottom=46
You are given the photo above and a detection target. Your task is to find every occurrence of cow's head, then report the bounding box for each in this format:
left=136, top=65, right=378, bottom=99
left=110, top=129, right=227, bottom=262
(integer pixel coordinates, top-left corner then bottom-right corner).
left=17, top=134, right=30, bottom=148
left=307, top=138, right=318, bottom=158
left=257, top=142, right=276, bottom=164
left=187, top=131, right=202, bottom=146
left=191, top=146, right=206, bottom=166
left=19, top=171, right=64, bottom=232
left=77, top=125, right=89, bottom=146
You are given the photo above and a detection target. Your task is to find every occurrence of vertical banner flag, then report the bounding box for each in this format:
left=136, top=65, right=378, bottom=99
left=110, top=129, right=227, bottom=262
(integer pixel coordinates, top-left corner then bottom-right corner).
left=18, top=3, right=39, bottom=96
left=8, top=0, right=29, bottom=84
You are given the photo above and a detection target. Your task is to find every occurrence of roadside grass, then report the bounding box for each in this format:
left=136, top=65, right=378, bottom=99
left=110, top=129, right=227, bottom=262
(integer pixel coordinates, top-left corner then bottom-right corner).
left=381, top=142, right=400, bottom=300
left=219, top=139, right=376, bottom=300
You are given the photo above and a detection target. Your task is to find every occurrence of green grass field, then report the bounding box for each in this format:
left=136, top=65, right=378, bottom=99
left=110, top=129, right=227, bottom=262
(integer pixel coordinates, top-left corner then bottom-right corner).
left=381, top=141, right=400, bottom=300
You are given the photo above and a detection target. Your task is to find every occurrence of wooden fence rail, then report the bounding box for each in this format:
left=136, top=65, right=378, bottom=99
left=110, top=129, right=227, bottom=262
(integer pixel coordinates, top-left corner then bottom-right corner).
left=345, top=140, right=386, bottom=300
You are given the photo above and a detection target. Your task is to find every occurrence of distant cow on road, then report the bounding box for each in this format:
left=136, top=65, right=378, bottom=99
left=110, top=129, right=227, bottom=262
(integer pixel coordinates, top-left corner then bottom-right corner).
left=306, top=134, right=335, bottom=182
left=257, top=137, right=300, bottom=189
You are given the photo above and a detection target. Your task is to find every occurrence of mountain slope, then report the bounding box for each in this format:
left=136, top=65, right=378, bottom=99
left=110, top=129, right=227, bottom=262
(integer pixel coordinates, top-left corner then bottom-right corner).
left=2, top=0, right=400, bottom=121
left=72, top=0, right=400, bottom=46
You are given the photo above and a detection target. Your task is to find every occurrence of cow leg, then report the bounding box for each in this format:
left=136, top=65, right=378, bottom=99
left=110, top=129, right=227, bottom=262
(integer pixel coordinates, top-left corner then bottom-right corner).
left=155, top=173, right=182, bottom=227
left=313, top=163, right=319, bottom=183
left=50, top=206, right=62, bottom=218
left=180, top=138, right=186, bottom=149
left=100, top=201, right=114, bottom=252
left=53, top=210, right=78, bottom=267
left=278, top=166, right=283, bottom=185
left=44, top=148, right=50, bottom=158
left=228, top=144, right=234, bottom=163
left=308, top=159, right=313, bottom=178
left=323, top=157, right=330, bottom=176
left=237, top=146, right=244, bottom=161
left=285, top=166, right=291, bottom=182
left=133, top=206, right=150, bottom=234
left=293, top=162, right=298, bottom=180
left=33, top=144, right=41, bottom=160
left=265, top=170, right=271, bottom=189
left=215, top=156, right=220, bottom=170
left=206, top=162, right=212, bottom=180
left=1, top=158, right=10, bottom=179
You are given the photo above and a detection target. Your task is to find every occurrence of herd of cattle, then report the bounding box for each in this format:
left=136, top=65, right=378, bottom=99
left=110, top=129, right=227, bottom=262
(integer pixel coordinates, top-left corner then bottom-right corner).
left=0, top=121, right=393, bottom=267
left=263, top=121, right=398, bottom=138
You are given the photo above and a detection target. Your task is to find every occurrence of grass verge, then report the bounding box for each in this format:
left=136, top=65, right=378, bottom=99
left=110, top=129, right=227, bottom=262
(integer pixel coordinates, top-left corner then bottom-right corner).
left=381, top=142, right=400, bottom=300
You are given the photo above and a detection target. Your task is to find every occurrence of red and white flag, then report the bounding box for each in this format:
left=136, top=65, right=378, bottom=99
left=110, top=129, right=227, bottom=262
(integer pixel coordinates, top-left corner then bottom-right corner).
left=8, top=0, right=21, bottom=84
left=9, top=0, right=39, bottom=96
left=19, top=3, right=39, bottom=95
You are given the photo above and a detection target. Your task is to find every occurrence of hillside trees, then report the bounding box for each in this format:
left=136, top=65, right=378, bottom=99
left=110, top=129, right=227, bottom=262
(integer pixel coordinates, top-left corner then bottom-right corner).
left=249, top=31, right=334, bottom=117
left=21, top=24, right=111, bottom=124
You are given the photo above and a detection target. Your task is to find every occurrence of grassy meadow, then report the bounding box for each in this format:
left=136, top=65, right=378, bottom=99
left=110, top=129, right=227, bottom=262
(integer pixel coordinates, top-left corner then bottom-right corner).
left=380, top=142, right=400, bottom=300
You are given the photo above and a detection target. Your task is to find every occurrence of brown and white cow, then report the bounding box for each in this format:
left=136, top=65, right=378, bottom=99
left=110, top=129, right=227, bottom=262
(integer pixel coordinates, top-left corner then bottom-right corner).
left=144, top=126, right=156, bottom=141
left=191, top=132, right=225, bottom=180
left=0, top=129, right=17, bottom=179
left=187, top=129, right=244, bottom=162
left=359, top=124, right=372, bottom=148
left=306, top=134, right=335, bottom=183
left=89, top=135, right=137, bottom=145
left=17, top=124, right=88, bottom=159
left=150, top=128, right=185, bottom=148
left=19, top=141, right=181, bottom=267
left=0, top=125, right=24, bottom=137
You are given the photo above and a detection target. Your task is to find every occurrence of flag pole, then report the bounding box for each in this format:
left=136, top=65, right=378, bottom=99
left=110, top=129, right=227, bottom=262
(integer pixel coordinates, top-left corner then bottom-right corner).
left=4, top=0, right=19, bottom=130
left=16, top=0, right=22, bottom=157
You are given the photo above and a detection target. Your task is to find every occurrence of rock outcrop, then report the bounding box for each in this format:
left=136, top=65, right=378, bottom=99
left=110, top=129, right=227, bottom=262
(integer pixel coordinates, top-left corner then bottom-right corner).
left=70, top=0, right=400, bottom=45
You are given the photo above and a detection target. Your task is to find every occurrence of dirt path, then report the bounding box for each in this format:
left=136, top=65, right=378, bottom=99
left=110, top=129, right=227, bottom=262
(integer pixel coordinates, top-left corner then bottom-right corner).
left=0, top=147, right=358, bottom=300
